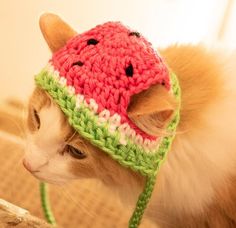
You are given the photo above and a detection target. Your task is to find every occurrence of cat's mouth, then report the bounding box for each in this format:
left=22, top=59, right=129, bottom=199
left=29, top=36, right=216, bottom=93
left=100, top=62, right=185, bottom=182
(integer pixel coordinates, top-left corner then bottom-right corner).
left=31, top=171, right=69, bottom=185
left=23, top=159, right=62, bottom=184
left=32, top=173, right=51, bottom=183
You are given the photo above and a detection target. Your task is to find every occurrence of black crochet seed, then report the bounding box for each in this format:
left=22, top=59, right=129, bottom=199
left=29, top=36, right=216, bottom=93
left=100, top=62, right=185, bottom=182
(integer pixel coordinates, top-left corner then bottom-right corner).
left=129, top=31, right=141, bottom=37
left=161, top=81, right=166, bottom=86
left=72, top=61, right=84, bottom=67
left=125, top=64, right=134, bottom=77
left=87, top=38, right=99, bottom=45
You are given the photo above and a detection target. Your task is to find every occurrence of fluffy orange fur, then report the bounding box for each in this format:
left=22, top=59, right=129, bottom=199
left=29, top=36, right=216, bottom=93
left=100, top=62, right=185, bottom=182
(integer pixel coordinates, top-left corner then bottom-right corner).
left=27, top=45, right=236, bottom=227
left=25, top=14, right=236, bottom=228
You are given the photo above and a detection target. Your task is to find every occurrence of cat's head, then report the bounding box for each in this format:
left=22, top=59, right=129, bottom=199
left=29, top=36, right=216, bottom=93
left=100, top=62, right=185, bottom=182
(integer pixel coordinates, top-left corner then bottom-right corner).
left=24, top=87, right=138, bottom=185
left=23, top=13, right=177, bottom=186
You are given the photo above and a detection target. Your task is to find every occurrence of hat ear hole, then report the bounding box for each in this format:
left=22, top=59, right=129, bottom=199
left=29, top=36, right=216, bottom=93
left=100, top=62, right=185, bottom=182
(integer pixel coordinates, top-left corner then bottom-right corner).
left=128, top=84, right=178, bottom=136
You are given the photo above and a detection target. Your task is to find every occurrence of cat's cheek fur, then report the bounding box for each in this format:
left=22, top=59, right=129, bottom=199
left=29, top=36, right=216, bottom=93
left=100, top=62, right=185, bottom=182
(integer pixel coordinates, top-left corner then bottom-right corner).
left=24, top=141, right=49, bottom=171
left=24, top=93, right=79, bottom=184
left=24, top=143, right=78, bottom=184
left=34, top=155, right=79, bottom=185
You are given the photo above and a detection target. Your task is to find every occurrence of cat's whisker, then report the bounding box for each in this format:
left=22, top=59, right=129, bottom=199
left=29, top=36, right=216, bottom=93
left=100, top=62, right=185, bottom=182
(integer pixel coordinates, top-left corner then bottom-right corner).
left=65, top=130, right=77, bottom=144
left=21, top=105, right=28, bottom=120
left=16, top=146, right=28, bottom=168
left=18, top=123, right=27, bottom=141
left=20, top=106, right=28, bottom=137
left=60, top=186, right=98, bottom=219
left=62, top=183, right=117, bottom=217
left=3, top=113, right=27, bottom=141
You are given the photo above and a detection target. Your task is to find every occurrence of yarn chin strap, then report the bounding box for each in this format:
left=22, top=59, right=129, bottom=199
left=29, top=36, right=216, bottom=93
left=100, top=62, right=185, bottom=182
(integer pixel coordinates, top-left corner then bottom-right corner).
left=39, top=178, right=156, bottom=227
left=40, top=182, right=56, bottom=226
left=129, top=176, right=156, bottom=227
left=40, top=71, right=181, bottom=228
left=129, top=71, right=181, bottom=227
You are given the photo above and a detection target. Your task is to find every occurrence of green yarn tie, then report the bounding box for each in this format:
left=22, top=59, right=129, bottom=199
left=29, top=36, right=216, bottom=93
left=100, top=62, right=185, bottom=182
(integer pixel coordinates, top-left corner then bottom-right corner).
left=129, top=176, right=156, bottom=228
left=129, top=71, right=181, bottom=227
left=40, top=182, right=56, bottom=226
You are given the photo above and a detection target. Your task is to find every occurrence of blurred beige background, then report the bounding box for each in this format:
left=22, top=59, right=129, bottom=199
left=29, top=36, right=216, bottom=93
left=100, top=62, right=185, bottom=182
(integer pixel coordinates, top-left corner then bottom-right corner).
left=0, top=0, right=235, bottom=101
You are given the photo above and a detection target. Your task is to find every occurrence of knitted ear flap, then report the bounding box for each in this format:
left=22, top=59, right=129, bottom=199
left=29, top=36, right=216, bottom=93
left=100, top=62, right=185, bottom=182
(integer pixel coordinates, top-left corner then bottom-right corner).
left=39, top=13, right=77, bottom=53
left=128, top=84, right=178, bottom=136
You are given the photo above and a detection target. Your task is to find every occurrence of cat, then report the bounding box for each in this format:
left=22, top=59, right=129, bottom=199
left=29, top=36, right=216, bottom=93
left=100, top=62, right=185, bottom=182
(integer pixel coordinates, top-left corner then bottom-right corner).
left=23, top=13, right=236, bottom=227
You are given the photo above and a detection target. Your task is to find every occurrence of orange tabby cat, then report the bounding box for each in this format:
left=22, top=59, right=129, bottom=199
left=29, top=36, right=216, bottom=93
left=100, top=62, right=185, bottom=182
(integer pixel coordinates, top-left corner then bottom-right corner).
left=23, top=14, right=236, bottom=227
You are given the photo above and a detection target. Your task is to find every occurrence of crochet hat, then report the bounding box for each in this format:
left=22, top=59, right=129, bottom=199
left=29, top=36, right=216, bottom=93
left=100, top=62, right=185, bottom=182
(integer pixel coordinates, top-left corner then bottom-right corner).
left=35, top=21, right=181, bottom=227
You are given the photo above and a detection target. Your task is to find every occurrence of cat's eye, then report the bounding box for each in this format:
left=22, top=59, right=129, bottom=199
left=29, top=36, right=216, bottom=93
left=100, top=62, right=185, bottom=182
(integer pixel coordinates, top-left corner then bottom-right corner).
left=67, top=145, right=86, bottom=159
left=33, top=108, right=40, bottom=129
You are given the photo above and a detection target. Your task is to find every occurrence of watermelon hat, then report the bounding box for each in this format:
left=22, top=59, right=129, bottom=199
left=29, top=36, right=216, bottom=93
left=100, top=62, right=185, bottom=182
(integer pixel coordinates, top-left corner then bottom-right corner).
left=35, top=21, right=181, bottom=227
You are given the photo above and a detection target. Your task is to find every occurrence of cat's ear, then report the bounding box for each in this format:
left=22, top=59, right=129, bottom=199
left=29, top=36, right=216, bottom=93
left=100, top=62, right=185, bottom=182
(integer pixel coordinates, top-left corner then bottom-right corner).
left=127, top=85, right=178, bottom=136
left=39, top=13, right=77, bottom=53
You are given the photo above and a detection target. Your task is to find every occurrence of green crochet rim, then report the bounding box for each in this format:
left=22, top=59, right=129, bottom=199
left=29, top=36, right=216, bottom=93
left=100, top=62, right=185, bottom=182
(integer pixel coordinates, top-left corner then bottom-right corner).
left=35, top=68, right=181, bottom=228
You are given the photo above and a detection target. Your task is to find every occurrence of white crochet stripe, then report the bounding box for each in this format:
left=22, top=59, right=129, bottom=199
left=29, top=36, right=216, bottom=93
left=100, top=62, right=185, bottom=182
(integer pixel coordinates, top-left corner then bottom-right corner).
left=45, top=63, right=160, bottom=153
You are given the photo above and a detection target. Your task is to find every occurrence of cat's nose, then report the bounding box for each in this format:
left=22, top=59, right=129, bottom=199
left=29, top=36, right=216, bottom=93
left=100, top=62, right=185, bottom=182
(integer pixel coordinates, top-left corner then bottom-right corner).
left=22, top=158, right=33, bottom=172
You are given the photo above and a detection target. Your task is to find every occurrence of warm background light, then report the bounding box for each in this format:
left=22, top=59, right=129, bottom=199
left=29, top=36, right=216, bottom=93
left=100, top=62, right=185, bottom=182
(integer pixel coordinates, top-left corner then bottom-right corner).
left=0, top=0, right=235, bottom=101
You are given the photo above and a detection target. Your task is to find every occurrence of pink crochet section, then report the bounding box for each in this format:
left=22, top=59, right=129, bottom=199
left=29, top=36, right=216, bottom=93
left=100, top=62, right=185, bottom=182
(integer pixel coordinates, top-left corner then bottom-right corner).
left=51, top=22, right=170, bottom=139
